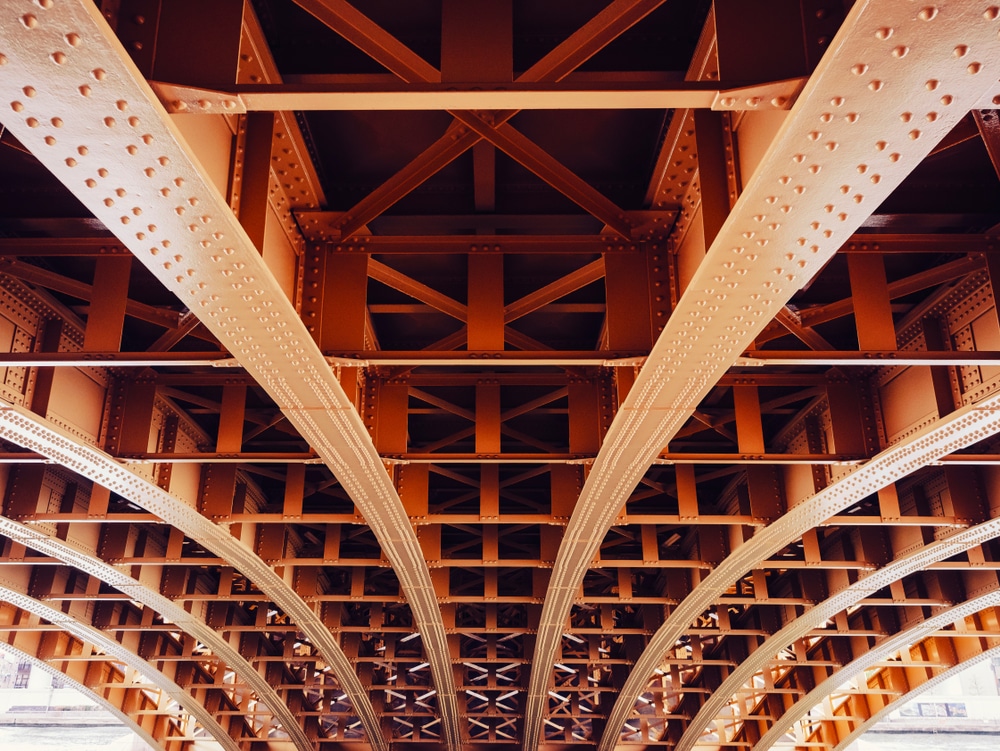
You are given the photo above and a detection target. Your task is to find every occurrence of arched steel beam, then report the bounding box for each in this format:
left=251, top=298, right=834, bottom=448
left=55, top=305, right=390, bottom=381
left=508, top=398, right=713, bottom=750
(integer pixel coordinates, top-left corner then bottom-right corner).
left=0, top=4, right=447, bottom=747
left=673, top=469, right=1000, bottom=751
left=0, top=402, right=363, bottom=750
left=0, top=628, right=165, bottom=751
left=825, top=637, right=1000, bottom=750
left=752, top=592, right=1000, bottom=750
left=599, top=391, right=1000, bottom=751
left=0, top=576, right=242, bottom=751
left=0, top=502, right=314, bottom=750
left=526, top=4, right=1000, bottom=750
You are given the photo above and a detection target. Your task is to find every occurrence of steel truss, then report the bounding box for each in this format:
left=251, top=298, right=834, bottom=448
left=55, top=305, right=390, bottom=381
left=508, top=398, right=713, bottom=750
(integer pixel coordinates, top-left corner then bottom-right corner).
left=0, top=1, right=999, bottom=750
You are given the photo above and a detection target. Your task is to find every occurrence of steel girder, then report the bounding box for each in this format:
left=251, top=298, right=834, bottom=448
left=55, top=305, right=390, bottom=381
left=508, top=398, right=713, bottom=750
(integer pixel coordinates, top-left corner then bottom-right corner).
left=671, top=462, right=1000, bottom=750
left=0, top=401, right=362, bottom=749
left=0, top=618, right=166, bottom=751
left=0, top=480, right=316, bottom=750
left=817, top=615, right=1000, bottom=750
left=526, top=4, right=1000, bottom=749
left=0, top=3, right=1000, bottom=743
left=751, top=590, right=1000, bottom=751
left=0, top=2, right=422, bottom=749
left=0, top=576, right=243, bottom=750
left=599, top=391, right=1000, bottom=749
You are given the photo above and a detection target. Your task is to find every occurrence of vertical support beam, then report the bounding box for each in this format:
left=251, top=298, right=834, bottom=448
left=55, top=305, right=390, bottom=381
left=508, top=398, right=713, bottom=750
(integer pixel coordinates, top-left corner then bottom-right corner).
left=476, top=382, right=502, bottom=454
left=827, top=380, right=870, bottom=456
left=217, top=384, right=247, bottom=453
left=400, top=463, right=429, bottom=517
left=480, top=464, right=499, bottom=520
left=235, top=111, right=276, bottom=252
left=693, top=110, right=731, bottom=248
left=321, top=255, right=369, bottom=351
left=734, top=385, right=783, bottom=522
left=83, top=256, right=131, bottom=352
left=201, top=384, right=245, bottom=520
left=568, top=380, right=600, bottom=454
left=848, top=254, right=896, bottom=350
left=921, top=316, right=957, bottom=417
left=604, top=253, right=652, bottom=350
left=468, top=255, right=505, bottom=350
left=117, top=380, right=157, bottom=455
left=374, top=381, right=409, bottom=455
left=283, top=463, right=306, bottom=519
left=29, top=318, right=63, bottom=416
left=441, top=0, right=511, bottom=214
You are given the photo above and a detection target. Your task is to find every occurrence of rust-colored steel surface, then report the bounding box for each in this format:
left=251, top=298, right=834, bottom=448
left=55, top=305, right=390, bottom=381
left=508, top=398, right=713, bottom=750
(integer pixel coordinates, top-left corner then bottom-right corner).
left=1, top=2, right=1000, bottom=751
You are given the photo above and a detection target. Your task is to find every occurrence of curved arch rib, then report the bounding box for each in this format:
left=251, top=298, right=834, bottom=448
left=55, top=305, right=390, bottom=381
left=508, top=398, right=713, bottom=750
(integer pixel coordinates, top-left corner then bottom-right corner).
left=0, top=578, right=241, bottom=751
left=599, top=392, right=1000, bottom=751
left=674, top=471, right=1000, bottom=751
left=0, top=3, right=457, bottom=747
left=0, top=630, right=165, bottom=751
left=0, top=401, right=379, bottom=749
left=0, top=500, right=313, bottom=751
left=526, top=3, right=1000, bottom=749
left=827, top=640, right=1000, bottom=750
left=752, top=595, right=1000, bottom=750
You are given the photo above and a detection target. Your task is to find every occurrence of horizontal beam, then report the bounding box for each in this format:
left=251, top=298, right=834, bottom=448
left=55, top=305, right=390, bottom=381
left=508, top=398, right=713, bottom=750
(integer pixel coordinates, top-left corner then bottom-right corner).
left=150, top=78, right=805, bottom=113
left=736, top=350, right=1000, bottom=366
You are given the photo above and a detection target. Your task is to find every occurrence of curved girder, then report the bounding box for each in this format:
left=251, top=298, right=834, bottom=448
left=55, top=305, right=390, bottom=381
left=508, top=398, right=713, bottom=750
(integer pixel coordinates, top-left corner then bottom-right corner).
left=827, top=638, right=1000, bottom=750
left=0, top=577, right=242, bottom=751
left=527, top=3, right=1000, bottom=749
left=0, top=522, right=311, bottom=747
left=0, top=628, right=164, bottom=751
left=674, top=468, right=1000, bottom=751
left=0, top=4, right=454, bottom=747
left=752, top=593, right=1000, bottom=750
left=599, top=391, right=1000, bottom=750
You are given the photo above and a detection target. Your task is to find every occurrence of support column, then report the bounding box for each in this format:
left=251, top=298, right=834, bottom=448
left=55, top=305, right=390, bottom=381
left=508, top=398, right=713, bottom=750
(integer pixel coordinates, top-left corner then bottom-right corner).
left=468, top=255, right=505, bottom=350
left=848, top=254, right=896, bottom=351
left=604, top=253, right=652, bottom=351
left=83, top=256, right=131, bottom=352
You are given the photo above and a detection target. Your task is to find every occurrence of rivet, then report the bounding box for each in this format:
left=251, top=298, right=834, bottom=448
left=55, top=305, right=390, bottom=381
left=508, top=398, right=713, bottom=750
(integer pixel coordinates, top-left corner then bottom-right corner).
left=851, top=63, right=868, bottom=75
left=51, top=117, right=63, bottom=128
left=20, top=14, right=38, bottom=29
left=92, top=68, right=106, bottom=80
left=968, top=62, right=983, bottom=74
left=116, top=100, right=128, bottom=111
left=43, top=135, right=55, bottom=146
left=908, top=129, right=921, bottom=140
left=891, top=45, right=908, bottom=58
left=25, top=117, right=38, bottom=128
left=874, top=27, right=892, bottom=40
left=900, top=112, right=912, bottom=123
left=78, top=84, right=91, bottom=97
left=50, top=51, right=67, bottom=65
left=942, top=94, right=955, bottom=106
